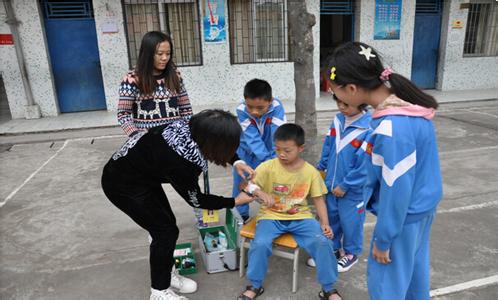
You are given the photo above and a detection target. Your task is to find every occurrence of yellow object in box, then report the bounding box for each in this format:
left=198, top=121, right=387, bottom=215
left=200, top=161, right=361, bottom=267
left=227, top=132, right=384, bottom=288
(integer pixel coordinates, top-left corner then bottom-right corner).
left=202, top=209, right=219, bottom=223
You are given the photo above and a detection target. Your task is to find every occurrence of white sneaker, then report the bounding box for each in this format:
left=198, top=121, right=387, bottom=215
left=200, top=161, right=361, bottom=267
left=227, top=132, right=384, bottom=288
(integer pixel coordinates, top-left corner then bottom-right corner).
left=306, top=257, right=316, bottom=267
left=150, top=288, right=188, bottom=300
left=170, top=270, right=198, bottom=294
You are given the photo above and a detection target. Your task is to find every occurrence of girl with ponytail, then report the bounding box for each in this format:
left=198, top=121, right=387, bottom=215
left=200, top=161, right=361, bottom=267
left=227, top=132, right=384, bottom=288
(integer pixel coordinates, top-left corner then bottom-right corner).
left=328, top=42, right=442, bottom=300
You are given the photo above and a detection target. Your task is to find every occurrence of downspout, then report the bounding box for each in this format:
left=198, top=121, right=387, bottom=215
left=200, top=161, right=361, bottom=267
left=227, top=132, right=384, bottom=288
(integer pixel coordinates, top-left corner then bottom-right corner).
left=3, top=0, right=41, bottom=119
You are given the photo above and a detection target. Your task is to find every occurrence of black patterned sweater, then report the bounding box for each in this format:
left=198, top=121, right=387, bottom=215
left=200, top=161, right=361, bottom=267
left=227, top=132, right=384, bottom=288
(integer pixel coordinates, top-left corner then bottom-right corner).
left=103, top=119, right=235, bottom=210
left=117, top=71, right=193, bottom=137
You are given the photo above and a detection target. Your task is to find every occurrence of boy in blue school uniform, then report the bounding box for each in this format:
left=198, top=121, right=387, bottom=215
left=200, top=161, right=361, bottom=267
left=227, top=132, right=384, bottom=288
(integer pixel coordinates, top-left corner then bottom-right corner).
left=233, top=79, right=286, bottom=222
left=307, top=94, right=372, bottom=272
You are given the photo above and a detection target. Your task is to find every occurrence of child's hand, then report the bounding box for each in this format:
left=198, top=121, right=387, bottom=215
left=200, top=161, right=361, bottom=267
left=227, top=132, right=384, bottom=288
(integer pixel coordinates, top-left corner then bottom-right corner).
left=372, top=242, right=391, bottom=264
left=321, top=224, right=334, bottom=239
left=254, top=190, right=275, bottom=208
left=332, top=186, right=345, bottom=198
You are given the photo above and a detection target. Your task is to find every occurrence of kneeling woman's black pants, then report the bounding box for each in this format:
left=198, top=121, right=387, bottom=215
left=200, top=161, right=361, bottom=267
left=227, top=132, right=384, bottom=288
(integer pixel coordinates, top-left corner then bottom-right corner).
left=102, top=170, right=178, bottom=290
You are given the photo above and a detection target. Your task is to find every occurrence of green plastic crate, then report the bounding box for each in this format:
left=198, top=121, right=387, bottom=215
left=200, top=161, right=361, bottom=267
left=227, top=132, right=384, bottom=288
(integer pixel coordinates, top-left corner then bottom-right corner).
left=174, top=242, right=197, bottom=275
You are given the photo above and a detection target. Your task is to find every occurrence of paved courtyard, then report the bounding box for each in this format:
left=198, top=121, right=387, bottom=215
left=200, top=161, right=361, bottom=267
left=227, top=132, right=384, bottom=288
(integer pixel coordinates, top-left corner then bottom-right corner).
left=1, top=100, right=497, bottom=299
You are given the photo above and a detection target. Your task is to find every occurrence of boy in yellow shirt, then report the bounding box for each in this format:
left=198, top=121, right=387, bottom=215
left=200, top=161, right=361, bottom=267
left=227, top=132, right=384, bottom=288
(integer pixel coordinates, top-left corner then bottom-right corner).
left=238, top=124, right=341, bottom=300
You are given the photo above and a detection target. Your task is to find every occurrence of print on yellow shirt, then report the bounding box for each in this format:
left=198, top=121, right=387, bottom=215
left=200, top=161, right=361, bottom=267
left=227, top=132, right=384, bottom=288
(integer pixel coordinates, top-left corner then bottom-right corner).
left=254, top=158, right=328, bottom=221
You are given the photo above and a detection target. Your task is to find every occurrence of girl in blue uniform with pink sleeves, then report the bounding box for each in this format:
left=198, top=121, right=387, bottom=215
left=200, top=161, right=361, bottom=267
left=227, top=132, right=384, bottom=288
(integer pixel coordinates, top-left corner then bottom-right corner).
left=327, top=42, right=442, bottom=300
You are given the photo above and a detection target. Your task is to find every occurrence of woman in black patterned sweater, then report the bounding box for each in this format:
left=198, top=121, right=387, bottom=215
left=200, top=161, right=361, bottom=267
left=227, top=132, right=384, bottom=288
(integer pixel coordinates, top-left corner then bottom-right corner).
left=102, top=110, right=256, bottom=300
left=118, top=31, right=193, bottom=137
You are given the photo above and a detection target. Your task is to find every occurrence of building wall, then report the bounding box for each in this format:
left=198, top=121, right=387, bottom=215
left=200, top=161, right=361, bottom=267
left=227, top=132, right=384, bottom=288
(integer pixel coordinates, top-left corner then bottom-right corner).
left=0, top=4, right=25, bottom=119
left=310, top=0, right=321, bottom=100
left=93, top=1, right=130, bottom=111
left=355, top=0, right=416, bottom=78
left=93, top=0, right=320, bottom=112
left=0, top=0, right=320, bottom=119
left=174, top=0, right=321, bottom=110
left=437, top=0, right=498, bottom=90
left=0, top=0, right=59, bottom=118
left=5, top=0, right=495, bottom=119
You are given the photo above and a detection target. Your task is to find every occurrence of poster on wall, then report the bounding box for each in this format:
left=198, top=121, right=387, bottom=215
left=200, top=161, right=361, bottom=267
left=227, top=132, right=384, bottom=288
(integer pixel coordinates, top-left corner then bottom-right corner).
left=203, top=0, right=226, bottom=43
left=374, top=0, right=402, bottom=40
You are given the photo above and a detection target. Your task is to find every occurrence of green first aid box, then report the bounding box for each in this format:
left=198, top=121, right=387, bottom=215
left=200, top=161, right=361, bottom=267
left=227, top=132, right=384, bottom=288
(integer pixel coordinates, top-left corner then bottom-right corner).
left=174, top=243, right=197, bottom=275
left=198, top=208, right=243, bottom=273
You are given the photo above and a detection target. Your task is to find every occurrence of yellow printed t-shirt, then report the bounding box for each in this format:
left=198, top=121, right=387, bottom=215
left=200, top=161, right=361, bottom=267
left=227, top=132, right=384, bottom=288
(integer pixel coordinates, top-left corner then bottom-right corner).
left=254, top=158, right=328, bottom=221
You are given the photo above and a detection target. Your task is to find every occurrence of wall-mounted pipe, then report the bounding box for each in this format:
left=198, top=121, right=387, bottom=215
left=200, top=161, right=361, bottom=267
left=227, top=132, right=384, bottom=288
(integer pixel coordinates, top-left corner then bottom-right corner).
left=4, top=0, right=40, bottom=118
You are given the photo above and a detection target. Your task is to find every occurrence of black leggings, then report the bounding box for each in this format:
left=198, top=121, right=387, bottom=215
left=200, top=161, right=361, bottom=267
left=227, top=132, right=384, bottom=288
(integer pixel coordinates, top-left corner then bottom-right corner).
left=102, top=172, right=178, bottom=290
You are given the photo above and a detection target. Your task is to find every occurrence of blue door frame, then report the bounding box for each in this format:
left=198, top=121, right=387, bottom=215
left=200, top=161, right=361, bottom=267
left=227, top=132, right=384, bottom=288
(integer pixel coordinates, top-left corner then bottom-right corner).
left=411, top=0, right=443, bottom=89
left=43, top=0, right=107, bottom=113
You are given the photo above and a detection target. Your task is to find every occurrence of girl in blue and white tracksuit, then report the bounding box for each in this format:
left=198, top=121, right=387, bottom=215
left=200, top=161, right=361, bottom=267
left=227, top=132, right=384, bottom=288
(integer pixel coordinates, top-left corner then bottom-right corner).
left=232, top=97, right=286, bottom=219
left=315, top=97, right=371, bottom=272
left=327, top=42, right=442, bottom=300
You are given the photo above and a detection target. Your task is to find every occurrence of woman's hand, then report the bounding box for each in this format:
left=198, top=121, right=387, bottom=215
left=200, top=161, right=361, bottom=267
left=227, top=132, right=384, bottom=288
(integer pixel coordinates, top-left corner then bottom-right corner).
left=235, top=191, right=255, bottom=206
left=234, top=161, right=256, bottom=181
left=372, top=242, right=391, bottom=264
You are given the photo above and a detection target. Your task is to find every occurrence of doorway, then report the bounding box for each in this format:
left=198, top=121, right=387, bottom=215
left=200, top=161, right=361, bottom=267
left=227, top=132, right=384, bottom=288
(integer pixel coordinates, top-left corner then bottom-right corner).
left=411, top=0, right=443, bottom=89
left=42, top=0, right=107, bottom=112
left=319, top=0, right=355, bottom=91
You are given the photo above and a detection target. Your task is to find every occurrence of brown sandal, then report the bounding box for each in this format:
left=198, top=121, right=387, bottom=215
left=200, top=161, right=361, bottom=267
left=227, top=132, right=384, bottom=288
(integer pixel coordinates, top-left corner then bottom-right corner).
left=318, top=288, right=342, bottom=300
left=237, top=285, right=264, bottom=300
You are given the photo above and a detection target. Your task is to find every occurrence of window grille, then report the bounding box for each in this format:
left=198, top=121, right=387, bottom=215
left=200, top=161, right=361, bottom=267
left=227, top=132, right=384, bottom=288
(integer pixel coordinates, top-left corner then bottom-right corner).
left=415, top=0, right=441, bottom=15
left=463, top=1, right=498, bottom=57
left=42, top=0, right=93, bottom=19
left=123, top=0, right=202, bottom=67
left=320, top=1, right=353, bottom=15
left=228, top=0, right=289, bottom=64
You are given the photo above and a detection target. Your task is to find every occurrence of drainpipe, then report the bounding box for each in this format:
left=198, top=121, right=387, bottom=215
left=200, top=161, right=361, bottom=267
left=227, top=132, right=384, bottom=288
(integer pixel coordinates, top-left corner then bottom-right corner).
left=3, top=0, right=41, bottom=119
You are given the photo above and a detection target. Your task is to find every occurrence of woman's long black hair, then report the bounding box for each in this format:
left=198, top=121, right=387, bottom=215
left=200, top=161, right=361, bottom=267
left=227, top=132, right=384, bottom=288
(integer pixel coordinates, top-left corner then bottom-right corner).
left=135, top=31, right=181, bottom=95
left=189, top=110, right=242, bottom=167
left=329, top=42, right=438, bottom=109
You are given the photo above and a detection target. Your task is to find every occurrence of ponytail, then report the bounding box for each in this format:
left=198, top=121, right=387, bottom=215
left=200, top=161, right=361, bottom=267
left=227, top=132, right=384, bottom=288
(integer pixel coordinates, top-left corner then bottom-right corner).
left=389, top=73, right=438, bottom=109
left=329, top=41, right=439, bottom=109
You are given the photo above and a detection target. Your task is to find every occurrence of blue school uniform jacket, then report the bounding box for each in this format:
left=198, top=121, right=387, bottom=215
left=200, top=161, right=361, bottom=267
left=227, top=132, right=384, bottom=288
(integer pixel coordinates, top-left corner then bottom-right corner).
left=364, top=96, right=443, bottom=251
left=317, top=111, right=372, bottom=200
left=236, top=98, right=286, bottom=168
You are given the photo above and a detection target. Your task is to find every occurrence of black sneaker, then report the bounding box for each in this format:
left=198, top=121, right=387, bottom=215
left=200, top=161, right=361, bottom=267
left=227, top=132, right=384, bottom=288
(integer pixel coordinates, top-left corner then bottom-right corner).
left=337, top=255, right=358, bottom=272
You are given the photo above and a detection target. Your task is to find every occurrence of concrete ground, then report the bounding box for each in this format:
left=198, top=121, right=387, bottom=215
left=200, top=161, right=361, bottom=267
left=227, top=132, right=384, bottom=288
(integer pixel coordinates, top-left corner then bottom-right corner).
left=1, top=100, right=497, bottom=300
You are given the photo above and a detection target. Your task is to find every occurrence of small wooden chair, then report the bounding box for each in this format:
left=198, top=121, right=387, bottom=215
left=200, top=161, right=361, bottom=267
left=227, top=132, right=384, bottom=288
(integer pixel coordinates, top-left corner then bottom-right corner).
left=239, top=218, right=300, bottom=293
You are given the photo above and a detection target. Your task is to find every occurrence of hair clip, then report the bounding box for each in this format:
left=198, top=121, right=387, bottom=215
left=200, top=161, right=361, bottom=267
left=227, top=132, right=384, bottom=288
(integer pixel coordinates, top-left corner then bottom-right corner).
left=380, top=67, right=393, bottom=82
left=330, top=67, right=337, bottom=80
left=358, top=45, right=376, bottom=61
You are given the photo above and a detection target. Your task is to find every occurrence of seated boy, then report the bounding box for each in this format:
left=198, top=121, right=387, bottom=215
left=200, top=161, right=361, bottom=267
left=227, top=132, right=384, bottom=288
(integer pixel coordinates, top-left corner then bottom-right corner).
left=233, top=79, right=286, bottom=222
left=238, top=124, right=341, bottom=300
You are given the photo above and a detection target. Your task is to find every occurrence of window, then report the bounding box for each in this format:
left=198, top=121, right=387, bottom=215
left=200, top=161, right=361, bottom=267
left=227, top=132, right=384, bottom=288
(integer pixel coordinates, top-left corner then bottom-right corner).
left=463, top=1, right=498, bottom=56
left=228, top=0, right=289, bottom=64
left=123, top=0, right=202, bottom=67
